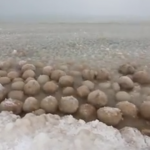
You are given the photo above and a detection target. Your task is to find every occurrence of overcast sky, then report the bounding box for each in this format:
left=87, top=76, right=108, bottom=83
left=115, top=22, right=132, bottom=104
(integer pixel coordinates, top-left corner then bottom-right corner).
left=0, top=0, right=150, bottom=22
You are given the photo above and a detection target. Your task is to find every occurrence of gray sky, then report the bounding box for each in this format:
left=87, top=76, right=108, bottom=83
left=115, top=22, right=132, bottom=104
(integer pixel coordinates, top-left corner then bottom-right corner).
left=0, top=0, right=150, bottom=22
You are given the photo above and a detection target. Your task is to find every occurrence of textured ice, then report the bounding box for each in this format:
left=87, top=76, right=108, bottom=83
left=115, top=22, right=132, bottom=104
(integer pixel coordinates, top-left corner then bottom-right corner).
left=0, top=111, right=149, bottom=150
left=0, top=84, right=4, bottom=91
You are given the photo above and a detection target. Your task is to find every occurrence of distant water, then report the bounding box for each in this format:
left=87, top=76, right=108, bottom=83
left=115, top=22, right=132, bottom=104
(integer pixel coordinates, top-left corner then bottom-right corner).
left=0, top=15, right=150, bottom=23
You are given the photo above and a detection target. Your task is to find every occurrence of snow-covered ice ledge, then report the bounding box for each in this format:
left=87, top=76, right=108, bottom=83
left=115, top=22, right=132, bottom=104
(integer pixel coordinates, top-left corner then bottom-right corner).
left=0, top=111, right=149, bottom=150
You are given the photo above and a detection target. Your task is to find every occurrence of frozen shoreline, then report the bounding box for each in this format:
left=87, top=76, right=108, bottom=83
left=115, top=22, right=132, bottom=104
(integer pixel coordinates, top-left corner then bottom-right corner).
left=0, top=111, right=150, bottom=150
left=0, top=23, right=150, bottom=149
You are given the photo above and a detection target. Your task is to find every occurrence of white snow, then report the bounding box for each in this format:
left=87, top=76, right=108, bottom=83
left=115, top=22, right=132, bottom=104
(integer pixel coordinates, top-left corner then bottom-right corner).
left=0, top=111, right=149, bottom=150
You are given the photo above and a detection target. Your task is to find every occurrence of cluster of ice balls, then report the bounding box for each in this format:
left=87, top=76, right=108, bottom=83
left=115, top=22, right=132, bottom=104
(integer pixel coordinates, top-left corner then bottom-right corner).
left=0, top=59, right=150, bottom=128
left=0, top=59, right=150, bottom=149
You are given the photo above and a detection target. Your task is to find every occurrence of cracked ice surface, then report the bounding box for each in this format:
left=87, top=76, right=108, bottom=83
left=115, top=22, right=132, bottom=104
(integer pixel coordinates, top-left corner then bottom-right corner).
left=0, top=111, right=150, bottom=150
